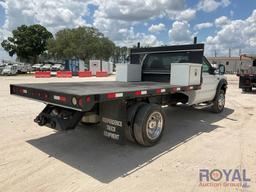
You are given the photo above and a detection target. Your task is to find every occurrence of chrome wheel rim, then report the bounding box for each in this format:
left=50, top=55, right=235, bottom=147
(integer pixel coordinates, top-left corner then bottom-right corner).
left=218, top=93, right=225, bottom=110
left=146, top=112, right=163, bottom=140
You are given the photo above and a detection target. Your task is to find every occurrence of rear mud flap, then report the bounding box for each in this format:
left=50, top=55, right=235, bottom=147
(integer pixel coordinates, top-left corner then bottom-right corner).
left=100, top=100, right=127, bottom=144
left=34, top=105, right=84, bottom=131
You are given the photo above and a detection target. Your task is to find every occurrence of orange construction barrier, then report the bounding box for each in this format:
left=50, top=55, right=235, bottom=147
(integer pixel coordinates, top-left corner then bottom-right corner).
left=35, top=71, right=51, bottom=78
left=78, top=71, right=92, bottom=77
left=56, top=71, right=72, bottom=78
left=96, top=71, right=108, bottom=77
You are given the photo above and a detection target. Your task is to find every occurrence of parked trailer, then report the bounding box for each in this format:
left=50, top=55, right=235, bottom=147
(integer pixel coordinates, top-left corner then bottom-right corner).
left=10, top=44, right=227, bottom=146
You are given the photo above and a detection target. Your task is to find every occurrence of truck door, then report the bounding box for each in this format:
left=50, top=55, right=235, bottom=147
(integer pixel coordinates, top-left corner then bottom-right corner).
left=198, top=57, right=219, bottom=102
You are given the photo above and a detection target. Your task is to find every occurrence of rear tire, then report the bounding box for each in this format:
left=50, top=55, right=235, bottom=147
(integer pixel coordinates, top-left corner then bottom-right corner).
left=133, top=104, right=165, bottom=146
left=211, top=90, right=225, bottom=113
left=125, top=102, right=146, bottom=143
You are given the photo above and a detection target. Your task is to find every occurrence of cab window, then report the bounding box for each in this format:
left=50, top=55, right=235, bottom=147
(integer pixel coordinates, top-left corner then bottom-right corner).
left=143, top=52, right=189, bottom=72
left=202, top=57, right=212, bottom=73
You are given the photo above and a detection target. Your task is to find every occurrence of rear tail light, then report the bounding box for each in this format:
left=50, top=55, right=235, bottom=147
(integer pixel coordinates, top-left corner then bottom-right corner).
left=156, top=89, right=161, bottom=94
left=86, top=96, right=91, bottom=103
left=19, top=88, right=28, bottom=94
left=107, top=93, right=116, bottom=99
left=43, top=93, right=48, bottom=100
left=78, top=98, right=83, bottom=107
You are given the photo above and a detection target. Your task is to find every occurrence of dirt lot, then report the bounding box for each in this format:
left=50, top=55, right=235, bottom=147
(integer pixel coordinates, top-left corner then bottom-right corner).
left=0, top=75, right=255, bottom=192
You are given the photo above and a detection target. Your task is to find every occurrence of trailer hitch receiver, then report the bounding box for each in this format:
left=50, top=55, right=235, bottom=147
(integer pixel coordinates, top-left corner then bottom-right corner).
left=34, top=105, right=83, bottom=130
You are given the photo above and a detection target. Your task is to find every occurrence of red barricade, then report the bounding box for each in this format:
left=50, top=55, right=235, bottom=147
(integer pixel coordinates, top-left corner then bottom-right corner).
left=56, top=71, right=72, bottom=78
left=78, top=71, right=92, bottom=77
left=35, top=71, right=51, bottom=78
left=96, top=71, right=108, bottom=77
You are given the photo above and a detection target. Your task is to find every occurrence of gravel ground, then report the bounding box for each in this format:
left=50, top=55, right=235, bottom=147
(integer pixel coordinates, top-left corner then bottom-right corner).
left=0, top=74, right=255, bottom=192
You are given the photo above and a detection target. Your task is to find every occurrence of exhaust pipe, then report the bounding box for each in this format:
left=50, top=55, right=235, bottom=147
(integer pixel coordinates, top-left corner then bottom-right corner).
left=194, top=37, right=197, bottom=44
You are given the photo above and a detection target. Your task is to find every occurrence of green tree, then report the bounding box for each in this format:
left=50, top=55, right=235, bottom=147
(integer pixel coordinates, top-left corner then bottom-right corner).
left=113, top=46, right=129, bottom=63
left=47, top=27, right=115, bottom=62
left=1, top=24, right=53, bottom=63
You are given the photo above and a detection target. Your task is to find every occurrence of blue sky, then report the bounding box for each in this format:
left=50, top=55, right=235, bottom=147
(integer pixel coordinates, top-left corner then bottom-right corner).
left=0, top=0, right=256, bottom=59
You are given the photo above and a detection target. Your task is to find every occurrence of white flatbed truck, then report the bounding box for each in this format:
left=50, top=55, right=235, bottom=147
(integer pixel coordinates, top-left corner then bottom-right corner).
left=10, top=44, right=227, bottom=146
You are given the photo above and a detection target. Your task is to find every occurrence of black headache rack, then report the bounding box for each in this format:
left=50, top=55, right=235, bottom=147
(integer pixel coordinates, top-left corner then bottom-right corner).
left=130, top=43, right=204, bottom=64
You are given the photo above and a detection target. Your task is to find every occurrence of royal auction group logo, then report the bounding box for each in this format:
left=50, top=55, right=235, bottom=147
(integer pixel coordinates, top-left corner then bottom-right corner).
left=199, top=169, right=251, bottom=189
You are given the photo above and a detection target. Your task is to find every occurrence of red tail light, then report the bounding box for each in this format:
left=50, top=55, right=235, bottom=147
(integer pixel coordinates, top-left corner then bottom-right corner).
left=134, top=91, right=141, bottom=96
left=86, top=96, right=91, bottom=103
left=78, top=98, right=83, bottom=107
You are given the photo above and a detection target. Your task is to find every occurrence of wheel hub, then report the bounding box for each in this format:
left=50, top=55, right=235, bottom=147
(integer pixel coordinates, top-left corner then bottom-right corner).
left=146, top=112, right=163, bottom=140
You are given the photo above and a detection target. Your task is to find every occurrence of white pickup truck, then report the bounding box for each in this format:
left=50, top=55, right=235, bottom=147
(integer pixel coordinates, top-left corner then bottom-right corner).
left=10, top=43, right=227, bottom=146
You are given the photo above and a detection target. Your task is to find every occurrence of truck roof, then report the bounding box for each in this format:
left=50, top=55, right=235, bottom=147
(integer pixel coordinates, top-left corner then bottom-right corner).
left=131, top=43, right=204, bottom=54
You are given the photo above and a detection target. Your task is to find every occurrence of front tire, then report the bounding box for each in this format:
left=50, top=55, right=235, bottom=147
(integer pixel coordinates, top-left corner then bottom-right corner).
left=133, top=104, right=165, bottom=146
left=211, top=90, right=225, bottom=113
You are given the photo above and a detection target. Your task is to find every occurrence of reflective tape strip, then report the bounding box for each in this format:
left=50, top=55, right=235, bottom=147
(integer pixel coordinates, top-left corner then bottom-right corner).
left=23, top=89, right=28, bottom=94
left=161, top=89, right=166, bottom=93
left=53, top=95, right=66, bottom=102
left=115, top=93, right=123, bottom=98
left=53, top=95, right=60, bottom=100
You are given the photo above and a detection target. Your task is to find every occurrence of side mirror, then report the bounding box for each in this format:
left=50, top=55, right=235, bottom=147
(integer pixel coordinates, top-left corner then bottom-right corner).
left=219, top=64, right=225, bottom=75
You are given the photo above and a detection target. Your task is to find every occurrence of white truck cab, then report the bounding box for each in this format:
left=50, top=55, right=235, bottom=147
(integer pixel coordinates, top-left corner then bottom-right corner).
left=185, top=56, right=227, bottom=112
left=139, top=45, right=227, bottom=113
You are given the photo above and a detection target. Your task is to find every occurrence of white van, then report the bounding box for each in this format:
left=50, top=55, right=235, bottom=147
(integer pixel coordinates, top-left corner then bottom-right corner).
left=2, top=65, right=18, bottom=75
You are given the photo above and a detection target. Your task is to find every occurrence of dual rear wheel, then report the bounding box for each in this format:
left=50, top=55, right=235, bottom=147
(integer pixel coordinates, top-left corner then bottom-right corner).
left=127, top=103, right=165, bottom=147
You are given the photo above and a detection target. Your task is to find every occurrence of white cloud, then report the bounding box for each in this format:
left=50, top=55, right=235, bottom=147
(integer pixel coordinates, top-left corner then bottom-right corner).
left=176, top=9, right=196, bottom=21
left=148, top=23, right=165, bottom=33
left=93, top=0, right=185, bottom=22
left=0, top=0, right=93, bottom=59
left=215, top=16, right=230, bottom=27
left=194, top=22, right=213, bottom=30
left=140, top=34, right=162, bottom=47
left=92, top=0, right=187, bottom=46
left=168, top=21, right=193, bottom=44
left=1, top=0, right=91, bottom=33
left=205, top=9, right=256, bottom=56
left=198, top=0, right=231, bottom=12
left=115, top=29, right=162, bottom=47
